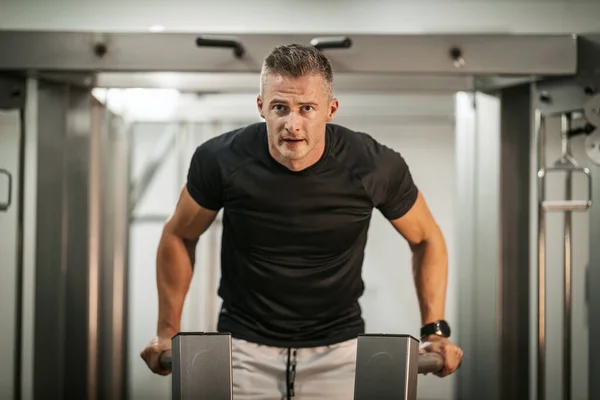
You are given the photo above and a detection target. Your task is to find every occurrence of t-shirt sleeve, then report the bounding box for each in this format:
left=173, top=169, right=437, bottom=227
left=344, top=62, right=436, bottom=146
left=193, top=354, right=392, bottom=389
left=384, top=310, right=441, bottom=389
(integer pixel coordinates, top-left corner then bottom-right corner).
left=370, top=143, right=419, bottom=220
left=185, top=142, right=224, bottom=211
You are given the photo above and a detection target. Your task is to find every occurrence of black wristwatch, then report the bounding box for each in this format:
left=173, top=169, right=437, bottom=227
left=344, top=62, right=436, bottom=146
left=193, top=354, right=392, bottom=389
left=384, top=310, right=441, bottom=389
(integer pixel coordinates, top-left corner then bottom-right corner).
left=420, top=320, right=451, bottom=340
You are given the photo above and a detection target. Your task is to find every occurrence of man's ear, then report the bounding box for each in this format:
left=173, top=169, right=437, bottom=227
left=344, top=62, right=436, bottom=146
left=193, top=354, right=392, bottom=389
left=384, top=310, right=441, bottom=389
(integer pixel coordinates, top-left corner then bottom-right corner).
left=257, top=95, right=265, bottom=119
left=326, top=98, right=339, bottom=122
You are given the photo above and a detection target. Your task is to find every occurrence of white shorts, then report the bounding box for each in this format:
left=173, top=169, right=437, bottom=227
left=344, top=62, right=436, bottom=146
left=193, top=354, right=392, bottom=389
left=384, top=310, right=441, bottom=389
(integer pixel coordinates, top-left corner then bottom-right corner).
left=231, top=337, right=358, bottom=400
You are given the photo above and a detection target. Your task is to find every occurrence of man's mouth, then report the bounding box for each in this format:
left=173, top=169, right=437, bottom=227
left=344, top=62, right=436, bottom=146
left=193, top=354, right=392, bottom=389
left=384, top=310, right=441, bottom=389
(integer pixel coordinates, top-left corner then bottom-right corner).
left=282, top=138, right=304, bottom=143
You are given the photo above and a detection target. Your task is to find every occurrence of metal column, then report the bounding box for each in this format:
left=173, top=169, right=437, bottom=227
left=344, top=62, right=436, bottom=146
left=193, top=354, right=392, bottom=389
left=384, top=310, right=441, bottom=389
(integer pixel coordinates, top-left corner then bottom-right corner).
left=454, top=83, right=533, bottom=400
left=498, top=84, right=535, bottom=400
left=20, top=79, right=130, bottom=400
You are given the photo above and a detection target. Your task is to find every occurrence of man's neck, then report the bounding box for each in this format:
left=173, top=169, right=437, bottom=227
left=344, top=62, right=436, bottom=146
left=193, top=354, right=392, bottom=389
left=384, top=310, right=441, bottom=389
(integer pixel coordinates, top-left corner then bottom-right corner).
left=269, top=142, right=325, bottom=172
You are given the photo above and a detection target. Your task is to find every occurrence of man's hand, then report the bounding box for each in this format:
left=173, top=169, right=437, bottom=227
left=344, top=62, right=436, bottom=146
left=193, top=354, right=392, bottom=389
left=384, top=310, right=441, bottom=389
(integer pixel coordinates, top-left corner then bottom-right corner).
left=140, top=336, right=172, bottom=376
left=419, top=335, right=463, bottom=377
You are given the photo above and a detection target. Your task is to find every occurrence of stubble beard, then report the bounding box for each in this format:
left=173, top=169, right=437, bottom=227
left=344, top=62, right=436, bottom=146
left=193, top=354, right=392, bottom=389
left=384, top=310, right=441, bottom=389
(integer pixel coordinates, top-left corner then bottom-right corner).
left=279, top=141, right=311, bottom=160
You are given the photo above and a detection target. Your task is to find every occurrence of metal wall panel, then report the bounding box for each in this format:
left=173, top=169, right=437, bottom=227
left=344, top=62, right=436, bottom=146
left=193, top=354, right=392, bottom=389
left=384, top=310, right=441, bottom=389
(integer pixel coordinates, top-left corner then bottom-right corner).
left=0, top=105, right=22, bottom=400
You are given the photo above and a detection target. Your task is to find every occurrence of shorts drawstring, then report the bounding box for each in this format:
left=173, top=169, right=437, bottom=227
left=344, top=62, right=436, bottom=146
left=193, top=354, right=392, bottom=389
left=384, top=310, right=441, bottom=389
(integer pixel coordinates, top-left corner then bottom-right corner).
left=286, top=348, right=297, bottom=399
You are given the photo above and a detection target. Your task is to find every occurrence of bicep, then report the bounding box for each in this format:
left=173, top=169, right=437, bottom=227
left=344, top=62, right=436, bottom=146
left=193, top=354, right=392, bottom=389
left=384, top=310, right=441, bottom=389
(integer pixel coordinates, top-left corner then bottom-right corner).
left=389, top=191, right=439, bottom=247
left=164, top=186, right=219, bottom=240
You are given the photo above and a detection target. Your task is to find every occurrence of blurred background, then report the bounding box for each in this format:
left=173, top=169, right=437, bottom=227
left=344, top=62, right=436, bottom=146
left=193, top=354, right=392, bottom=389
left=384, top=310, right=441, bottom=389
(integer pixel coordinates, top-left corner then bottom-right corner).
left=1, top=1, right=600, bottom=400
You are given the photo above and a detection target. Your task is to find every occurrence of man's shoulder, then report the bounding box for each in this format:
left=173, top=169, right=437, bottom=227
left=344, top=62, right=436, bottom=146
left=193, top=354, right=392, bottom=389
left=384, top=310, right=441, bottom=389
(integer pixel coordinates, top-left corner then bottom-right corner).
left=328, top=123, right=395, bottom=168
left=192, top=122, right=263, bottom=170
left=198, top=121, right=265, bottom=155
left=190, top=122, right=265, bottom=179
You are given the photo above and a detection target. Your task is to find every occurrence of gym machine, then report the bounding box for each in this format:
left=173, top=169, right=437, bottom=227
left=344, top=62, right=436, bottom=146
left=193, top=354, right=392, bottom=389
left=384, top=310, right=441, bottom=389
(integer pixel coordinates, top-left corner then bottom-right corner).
left=159, top=332, right=444, bottom=400
left=535, top=83, right=600, bottom=400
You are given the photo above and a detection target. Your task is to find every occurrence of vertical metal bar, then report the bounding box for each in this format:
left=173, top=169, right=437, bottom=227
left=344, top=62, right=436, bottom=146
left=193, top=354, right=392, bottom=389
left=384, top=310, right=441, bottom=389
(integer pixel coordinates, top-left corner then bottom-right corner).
left=498, top=84, right=532, bottom=400
left=536, top=110, right=547, bottom=400
left=122, top=121, right=134, bottom=400
left=561, top=113, right=573, bottom=400
left=21, top=77, right=38, bottom=400
left=87, top=95, right=102, bottom=400
left=589, top=161, right=600, bottom=400
left=473, top=92, right=501, bottom=399
left=454, top=91, right=477, bottom=400
left=110, top=112, right=129, bottom=400
left=14, top=102, right=26, bottom=400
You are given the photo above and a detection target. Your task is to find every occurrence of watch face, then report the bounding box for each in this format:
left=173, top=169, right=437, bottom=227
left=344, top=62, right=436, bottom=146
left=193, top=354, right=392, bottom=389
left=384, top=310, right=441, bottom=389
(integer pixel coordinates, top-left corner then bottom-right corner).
left=437, top=321, right=451, bottom=337
left=422, top=320, right=451, bottom=338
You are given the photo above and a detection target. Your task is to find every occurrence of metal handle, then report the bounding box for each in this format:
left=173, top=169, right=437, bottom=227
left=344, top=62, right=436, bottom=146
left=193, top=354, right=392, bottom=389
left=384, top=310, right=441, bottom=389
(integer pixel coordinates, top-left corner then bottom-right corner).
left=538, top=166, right=592, bottom=212
left=159, top=349, right=172, bottom=370
left=0, top=168, right=12, bottom=212
left=160, top=348, right=445, bottom=375
left=418, top=352, right=444, bottom=374
left=195, top=36, right=245, bottom=59
left=310, top=36, right=353, bottom=51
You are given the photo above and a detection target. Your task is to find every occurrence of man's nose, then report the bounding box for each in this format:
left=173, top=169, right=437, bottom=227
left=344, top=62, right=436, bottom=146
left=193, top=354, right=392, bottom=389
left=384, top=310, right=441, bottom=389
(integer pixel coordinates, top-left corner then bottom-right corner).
left=284, top=111, right=301, bottom=133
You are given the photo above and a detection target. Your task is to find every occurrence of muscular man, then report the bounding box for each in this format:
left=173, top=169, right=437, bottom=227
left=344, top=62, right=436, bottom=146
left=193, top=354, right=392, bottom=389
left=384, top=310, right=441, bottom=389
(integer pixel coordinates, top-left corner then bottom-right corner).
left=141, top=43, right=463, bottom=399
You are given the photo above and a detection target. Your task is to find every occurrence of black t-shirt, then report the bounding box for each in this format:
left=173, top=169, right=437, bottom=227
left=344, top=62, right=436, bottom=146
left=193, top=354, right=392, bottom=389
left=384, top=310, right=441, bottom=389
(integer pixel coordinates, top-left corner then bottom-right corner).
left=186, top=122, right=418, bottom=348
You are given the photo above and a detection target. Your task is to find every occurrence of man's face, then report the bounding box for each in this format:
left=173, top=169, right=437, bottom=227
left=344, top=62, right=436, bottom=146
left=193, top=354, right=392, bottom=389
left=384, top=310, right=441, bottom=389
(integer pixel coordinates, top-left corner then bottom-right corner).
left=257, top=73, right=338, bottom=170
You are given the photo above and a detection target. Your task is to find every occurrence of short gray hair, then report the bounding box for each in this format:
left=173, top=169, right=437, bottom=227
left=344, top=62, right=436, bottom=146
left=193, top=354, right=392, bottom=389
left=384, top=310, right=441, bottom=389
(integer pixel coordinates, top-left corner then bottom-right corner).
left=260, top=44, right=334, bottom=99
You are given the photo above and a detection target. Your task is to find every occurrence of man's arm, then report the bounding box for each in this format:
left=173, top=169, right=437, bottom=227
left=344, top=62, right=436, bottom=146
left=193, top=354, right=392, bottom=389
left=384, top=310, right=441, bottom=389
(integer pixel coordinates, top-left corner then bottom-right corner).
left=156, top=186, right=218, bottom=338
left=368, top=139, right=461, bottom=377
left=141, top=186, right=218, bottom=375
left=388, top=191, right=448, bottom=326
left=389, top=191, right=463, bottom=378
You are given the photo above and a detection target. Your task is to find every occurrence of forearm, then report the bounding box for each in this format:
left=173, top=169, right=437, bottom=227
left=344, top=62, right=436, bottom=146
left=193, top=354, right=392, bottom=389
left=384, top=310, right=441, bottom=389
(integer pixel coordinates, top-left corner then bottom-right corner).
left=156, top=230, right=198, bottom=337
left=411, top=226, right=448, bottom=326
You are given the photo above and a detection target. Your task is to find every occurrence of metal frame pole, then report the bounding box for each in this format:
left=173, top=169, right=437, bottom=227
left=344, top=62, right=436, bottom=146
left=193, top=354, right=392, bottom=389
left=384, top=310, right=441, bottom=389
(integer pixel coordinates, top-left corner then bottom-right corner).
left=561, top=113, right=573, bottom=400
left=536, top=109, right=547, bottom=400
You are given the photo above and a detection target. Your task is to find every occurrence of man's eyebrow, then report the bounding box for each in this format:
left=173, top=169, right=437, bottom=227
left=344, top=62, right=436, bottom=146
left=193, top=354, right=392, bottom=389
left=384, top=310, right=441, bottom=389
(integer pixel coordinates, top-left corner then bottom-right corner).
left=269, top=98, right=288, bottom=105
left=269, top=98, right=319, bottom=106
